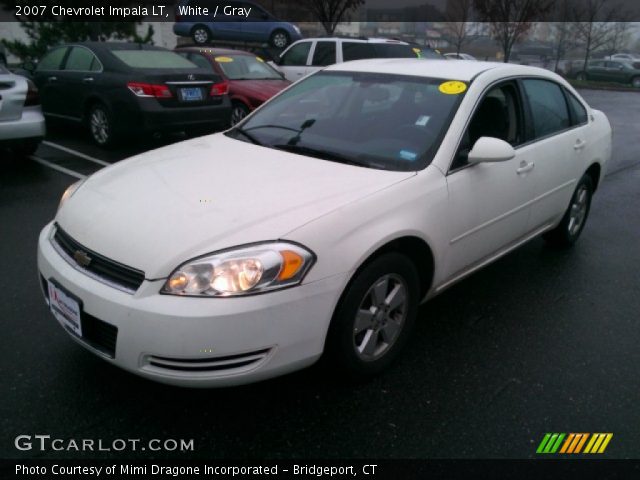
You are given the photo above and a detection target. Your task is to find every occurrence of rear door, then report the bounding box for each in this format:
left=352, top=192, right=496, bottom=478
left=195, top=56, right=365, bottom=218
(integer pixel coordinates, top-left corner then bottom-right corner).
left=277, top=41, right=312, bottom=82
left=33, top=46, right=69, bottom=117
left=520, top=78, right=584, bottom=230
left=59, top=46, right=103, bottom=120
left=307, top=40, right=337, bottom=76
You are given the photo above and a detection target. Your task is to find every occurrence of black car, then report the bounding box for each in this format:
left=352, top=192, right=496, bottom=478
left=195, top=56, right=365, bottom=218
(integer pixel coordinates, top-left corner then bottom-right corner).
left=33, top=42, right=231, bottom=147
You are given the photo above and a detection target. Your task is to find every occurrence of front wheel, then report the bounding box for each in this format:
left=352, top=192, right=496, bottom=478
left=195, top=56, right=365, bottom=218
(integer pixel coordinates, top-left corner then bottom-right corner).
left=191, top=25, right=211, bottom=45
left=270, top=30, right=290, bottom=49
left=230, top=103, right=250, bottom=126
left=543, top=174, right=594, bottom=247
left=324, top=253, right=420, bottom=379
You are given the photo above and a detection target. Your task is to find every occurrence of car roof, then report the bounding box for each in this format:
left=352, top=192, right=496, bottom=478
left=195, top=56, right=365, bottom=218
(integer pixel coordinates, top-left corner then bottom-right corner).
left=62, top=42, right=167, bottom=52
left=300, top=37, right=410, bottom=45
left=176, top=46, right=255, bottom=56
left=326, top=58, right=553, bottom=82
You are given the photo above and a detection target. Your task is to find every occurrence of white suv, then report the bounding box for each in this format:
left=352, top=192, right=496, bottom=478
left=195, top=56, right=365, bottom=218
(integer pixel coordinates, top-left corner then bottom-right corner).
left=272, top=37, right=441, bottom=82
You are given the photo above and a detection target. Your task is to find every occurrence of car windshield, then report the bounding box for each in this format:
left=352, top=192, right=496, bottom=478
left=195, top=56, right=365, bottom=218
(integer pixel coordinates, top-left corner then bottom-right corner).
left=227, top=71, right=465, bottom=171
left=214, top=54, right=281, bottom=80
left=112, top=50, right=198, bottom=69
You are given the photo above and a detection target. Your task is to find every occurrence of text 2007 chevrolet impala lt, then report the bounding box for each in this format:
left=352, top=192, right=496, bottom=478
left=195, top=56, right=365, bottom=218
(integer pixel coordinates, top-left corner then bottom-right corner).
left=38, top=60, right=612, bottom=387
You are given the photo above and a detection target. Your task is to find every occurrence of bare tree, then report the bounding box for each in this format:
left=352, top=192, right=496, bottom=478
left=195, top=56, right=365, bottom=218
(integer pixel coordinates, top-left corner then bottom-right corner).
left=604, top=22, right=632, bottom=56
left=308, top=0, right=365, bottom=35
left=473, top=0, right=554, bottom=63
left=572, top=0, right=617, bottom=72
left=442, top=0, right=475, bottom=55
left=550, top=0, right=579, bottom=73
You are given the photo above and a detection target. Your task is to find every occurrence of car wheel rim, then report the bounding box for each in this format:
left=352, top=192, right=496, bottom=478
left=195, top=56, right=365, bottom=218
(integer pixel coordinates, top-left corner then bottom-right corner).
left=568, top=185, right=589, bottom=236
left=231, top=106, right=248, bottom=125
left=194, top=29, right=208, bottom=44
left=90, top=109, right=109, bottom=145
left=273, top=33, right=287, bottom=48
left=352, top=274, right=408, bottom=362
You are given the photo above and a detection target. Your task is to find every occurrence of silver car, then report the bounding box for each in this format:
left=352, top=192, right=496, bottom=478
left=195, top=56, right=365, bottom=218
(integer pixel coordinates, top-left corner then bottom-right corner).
left=0, top=64, right=45, bottom=156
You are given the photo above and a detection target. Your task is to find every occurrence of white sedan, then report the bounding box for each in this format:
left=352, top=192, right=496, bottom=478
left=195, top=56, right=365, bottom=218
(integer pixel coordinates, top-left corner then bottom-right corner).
left=38, top=59, right=612, bottom=387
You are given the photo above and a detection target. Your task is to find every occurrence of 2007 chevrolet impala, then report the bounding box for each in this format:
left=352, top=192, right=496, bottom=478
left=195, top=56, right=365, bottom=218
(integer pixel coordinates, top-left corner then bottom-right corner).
left=38, top=59, right=612, bottom=387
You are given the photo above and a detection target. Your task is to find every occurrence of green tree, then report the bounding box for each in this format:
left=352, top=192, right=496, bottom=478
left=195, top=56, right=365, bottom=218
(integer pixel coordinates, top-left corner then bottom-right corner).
left=1, top=1, right=154, bottom=63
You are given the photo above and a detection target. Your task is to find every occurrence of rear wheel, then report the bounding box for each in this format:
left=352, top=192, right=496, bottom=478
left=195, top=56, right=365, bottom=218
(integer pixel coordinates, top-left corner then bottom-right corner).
left=324, top=253, right=420, bottom=379
left=88, top=103, right=116, bottom=148
left=543, top=174, right=593, bottom=247
left=270, top=30, right=290, bottom=49
left=191, top=25, right=211, bottom=45
left=230, top=102, right=250, bottom=126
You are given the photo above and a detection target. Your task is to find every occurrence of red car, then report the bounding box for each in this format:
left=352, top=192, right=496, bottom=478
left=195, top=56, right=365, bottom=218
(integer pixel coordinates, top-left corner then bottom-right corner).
left=176, top=47, right=291, bottom=125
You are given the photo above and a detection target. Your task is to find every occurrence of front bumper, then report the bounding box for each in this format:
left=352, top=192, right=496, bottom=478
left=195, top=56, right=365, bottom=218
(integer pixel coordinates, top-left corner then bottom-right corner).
left=37, top=222, right=346, bottom=387
left=0, top=107, right=46, bottom=142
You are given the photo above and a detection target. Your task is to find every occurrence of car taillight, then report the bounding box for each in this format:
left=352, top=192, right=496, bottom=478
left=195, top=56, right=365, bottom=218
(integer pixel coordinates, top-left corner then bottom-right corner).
left=24, top=79, right=40, bottom=106
left=210, top=82, right=229, bottom=96
left=127, top=82, right=173, bottom=98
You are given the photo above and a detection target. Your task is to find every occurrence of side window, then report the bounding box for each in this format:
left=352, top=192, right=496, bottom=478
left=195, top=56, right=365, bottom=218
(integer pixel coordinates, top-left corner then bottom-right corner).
left=564, top=90, right=588, bottom=126
left=522, top=79, right=570, bottom=139
left=280, top=42, right=311, bottom=67
left=37, top=47, right=68, bottom=71
left=188, top=53, right=214, bottom=71
left=452, top=83, right=523, bottom=171
left=342, top=42, right=374, bottom=62
left=312, top=41, right=336, bottom=67
left=64, top=47, right=98, bottom=71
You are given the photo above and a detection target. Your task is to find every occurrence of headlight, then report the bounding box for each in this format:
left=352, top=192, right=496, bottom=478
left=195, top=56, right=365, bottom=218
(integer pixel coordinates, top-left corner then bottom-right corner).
left=58, top=179, right=86, bottom=211
left=161, top=242, right=315, bottom=297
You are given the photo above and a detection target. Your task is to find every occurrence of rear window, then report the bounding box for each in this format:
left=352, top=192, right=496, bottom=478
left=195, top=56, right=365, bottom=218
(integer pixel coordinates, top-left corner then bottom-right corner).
left=342, top=43, right=428, bottom=62
left=112, top=50, right=198, bottom=69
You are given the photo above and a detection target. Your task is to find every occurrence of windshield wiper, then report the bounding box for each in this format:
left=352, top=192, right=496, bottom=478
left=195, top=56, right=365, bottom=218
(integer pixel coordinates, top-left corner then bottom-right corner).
left=230, top=127, right=262, bottom=146
left=273, top=144, right=371, bottom=168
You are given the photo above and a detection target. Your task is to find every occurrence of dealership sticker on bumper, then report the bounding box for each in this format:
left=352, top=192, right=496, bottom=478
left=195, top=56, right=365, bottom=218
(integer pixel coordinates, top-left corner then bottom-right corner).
left=47, top=280, right=82, bottom=337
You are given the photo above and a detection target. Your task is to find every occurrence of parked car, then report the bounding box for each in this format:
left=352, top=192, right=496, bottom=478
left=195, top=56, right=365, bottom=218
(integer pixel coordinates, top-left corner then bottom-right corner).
left=273, top=37, right=442, bottom=82
left=39, top=59, right=611, bottom=387
left=444, top=52, right=477, bottom=61
left=173, top=0, right=302, bottom=48
left=33, top=42, right=231, bottom=147
left=605, top=53, right=640, bottom=62
left=176, top=46, right=290, bottom=125
left=574, top=59, right=640, bottom=88
left=0, top=64, right=45, bottom=156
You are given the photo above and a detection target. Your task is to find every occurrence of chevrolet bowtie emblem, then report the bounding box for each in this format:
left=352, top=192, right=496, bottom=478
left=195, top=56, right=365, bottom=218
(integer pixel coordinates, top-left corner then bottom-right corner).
left=73, top=250, right=92, bottom=267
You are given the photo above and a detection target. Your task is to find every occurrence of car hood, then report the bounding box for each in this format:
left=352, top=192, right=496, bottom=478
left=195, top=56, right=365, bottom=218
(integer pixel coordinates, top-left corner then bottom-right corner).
left=229, top=79, right=290, bottom=102
left=56, top=134, right=414, bottom=279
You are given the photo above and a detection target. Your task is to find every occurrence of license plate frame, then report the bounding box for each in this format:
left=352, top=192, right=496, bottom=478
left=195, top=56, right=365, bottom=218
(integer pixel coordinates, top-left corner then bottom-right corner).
left=47, top=279, right=83, bottom=338
left=179, top=87, right=204, bottom=102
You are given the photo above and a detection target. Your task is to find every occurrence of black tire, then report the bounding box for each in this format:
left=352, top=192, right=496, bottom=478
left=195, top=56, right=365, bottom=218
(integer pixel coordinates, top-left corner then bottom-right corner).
left=270, top=29, right=290, bottom=49
left=87, top=103, right=117, bottom=148
left=543, top=174, right=594, bottom=248
left=230, top=102, right=250, bottom=126
left=324, top=252, right=420, bottom=379
left=191, top=25, right=211, bottom=45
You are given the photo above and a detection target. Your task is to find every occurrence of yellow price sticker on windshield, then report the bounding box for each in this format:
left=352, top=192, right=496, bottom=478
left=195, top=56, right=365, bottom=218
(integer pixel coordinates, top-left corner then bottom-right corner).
left=439, top=81, right=467, bottom=95
left=215, top=56, right=234, bottom=63
left=256, top=56, right=264, bottom=62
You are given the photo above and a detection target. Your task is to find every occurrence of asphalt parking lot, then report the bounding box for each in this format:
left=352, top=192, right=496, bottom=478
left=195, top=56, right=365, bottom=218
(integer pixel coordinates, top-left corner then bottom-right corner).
left=1, top=89, right=639, bottom=460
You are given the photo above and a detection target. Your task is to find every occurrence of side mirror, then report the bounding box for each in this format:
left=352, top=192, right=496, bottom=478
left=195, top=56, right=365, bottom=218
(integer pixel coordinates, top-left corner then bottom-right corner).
left=468, top=137, right=516, bottom=164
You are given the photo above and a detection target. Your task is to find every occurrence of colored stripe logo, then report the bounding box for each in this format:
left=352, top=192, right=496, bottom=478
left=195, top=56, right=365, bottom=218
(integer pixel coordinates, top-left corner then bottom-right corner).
left=537, top=433, right=613, bottom=454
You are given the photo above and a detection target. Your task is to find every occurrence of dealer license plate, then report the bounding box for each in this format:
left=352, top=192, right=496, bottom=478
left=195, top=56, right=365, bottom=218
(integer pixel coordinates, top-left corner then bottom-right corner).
left=47, top=280, right=82, bottom=337
left=180, top=87, right=204, bottom=102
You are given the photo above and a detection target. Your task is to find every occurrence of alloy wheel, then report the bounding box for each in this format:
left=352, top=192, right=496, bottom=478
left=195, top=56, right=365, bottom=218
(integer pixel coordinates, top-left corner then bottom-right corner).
left=90, top=108, right=110, bottom=145
left=273, top=33, right=288, bottom=48
left=193, top=28, right=209, bottom=44
left=352, top=274, right=408, bottom=361
left=568, top=184, right=589, bottom=236
left=231, top=105, right=248, bottom=126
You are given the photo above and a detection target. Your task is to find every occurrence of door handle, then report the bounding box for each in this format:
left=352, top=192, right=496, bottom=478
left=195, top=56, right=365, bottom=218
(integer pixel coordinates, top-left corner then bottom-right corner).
left=48, top=76, right=57, bottom=82
left=574, top=139, right=587, bottom=151
left=516, top=161, right=535, bottom=175
left=83, top=77, right=94, bottom=83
